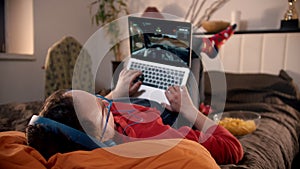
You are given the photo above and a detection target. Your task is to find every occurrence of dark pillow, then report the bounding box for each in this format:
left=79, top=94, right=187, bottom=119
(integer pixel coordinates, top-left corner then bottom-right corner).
left=0, top=101, right=43, bottom=132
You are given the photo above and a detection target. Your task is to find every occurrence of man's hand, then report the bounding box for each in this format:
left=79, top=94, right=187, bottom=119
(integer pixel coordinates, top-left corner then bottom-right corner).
left=163, top=85, right=216, bottom=132
left=163, top=86, right=196, bottom=115
left=106, top=69, right=142, bottom=99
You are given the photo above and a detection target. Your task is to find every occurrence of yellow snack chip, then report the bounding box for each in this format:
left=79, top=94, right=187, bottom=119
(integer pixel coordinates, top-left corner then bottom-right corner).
left=219, top=117, right=257, bottom=136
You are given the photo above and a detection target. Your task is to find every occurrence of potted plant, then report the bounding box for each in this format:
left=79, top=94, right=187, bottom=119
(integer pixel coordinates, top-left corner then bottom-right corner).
left=89, top=0, right=129, bottom=62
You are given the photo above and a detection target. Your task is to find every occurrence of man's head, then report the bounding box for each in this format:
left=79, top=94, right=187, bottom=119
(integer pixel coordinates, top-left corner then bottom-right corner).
left=26, top=89, right=114, bottom=159
left=67, top=90, right=115, bottom=141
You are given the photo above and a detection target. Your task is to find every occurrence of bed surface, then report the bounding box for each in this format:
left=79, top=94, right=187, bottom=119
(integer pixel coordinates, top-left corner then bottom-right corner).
left=0, top=101, right=42, bottom=132
left=204, top=70, right=300, bottom=169
left=0, top=70, right=300, bottom=169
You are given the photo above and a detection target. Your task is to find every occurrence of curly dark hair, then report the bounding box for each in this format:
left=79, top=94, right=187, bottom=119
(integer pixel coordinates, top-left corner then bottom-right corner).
left=26, top=89, right=88, bottom=160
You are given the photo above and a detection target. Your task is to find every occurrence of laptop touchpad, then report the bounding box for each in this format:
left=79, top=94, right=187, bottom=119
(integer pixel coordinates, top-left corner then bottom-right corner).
left=134, top=85, right=169, bottom=104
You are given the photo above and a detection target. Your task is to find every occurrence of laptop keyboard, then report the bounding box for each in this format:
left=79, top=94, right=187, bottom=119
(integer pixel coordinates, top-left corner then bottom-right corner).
left=129, top=61, right=185, bottom=90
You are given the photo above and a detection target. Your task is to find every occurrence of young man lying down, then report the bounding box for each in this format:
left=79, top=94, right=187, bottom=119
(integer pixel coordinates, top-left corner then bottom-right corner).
left=26, top=69, right=243, bottom=165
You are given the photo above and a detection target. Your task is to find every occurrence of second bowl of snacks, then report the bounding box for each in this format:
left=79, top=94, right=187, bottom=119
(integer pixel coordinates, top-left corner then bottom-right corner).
left=210, top=111, right=261, bottom=137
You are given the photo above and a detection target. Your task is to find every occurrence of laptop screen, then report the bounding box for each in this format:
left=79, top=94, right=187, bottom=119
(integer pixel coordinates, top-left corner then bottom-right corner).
left=128, top=16, right=192, bottom=67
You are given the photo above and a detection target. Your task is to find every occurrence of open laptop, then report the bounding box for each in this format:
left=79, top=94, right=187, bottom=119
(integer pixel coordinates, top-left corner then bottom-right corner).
left=126, top=16, right=193, bottom=104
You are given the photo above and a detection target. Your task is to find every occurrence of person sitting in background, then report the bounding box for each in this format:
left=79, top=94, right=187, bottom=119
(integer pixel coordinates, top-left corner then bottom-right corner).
left=26, top=69, right=243, bottom=164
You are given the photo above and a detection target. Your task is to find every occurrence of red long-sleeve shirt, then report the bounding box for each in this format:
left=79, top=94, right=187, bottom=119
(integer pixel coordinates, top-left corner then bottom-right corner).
left=111, top=102, right=243, bottom=164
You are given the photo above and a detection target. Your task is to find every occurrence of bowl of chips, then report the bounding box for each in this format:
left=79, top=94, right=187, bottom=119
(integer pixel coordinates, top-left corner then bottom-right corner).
left=211, top=111, right=261, bottom=136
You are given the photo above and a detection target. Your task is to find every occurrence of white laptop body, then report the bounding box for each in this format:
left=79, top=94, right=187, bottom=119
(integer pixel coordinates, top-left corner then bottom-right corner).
left=127, top=16, right=193, bottom=104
